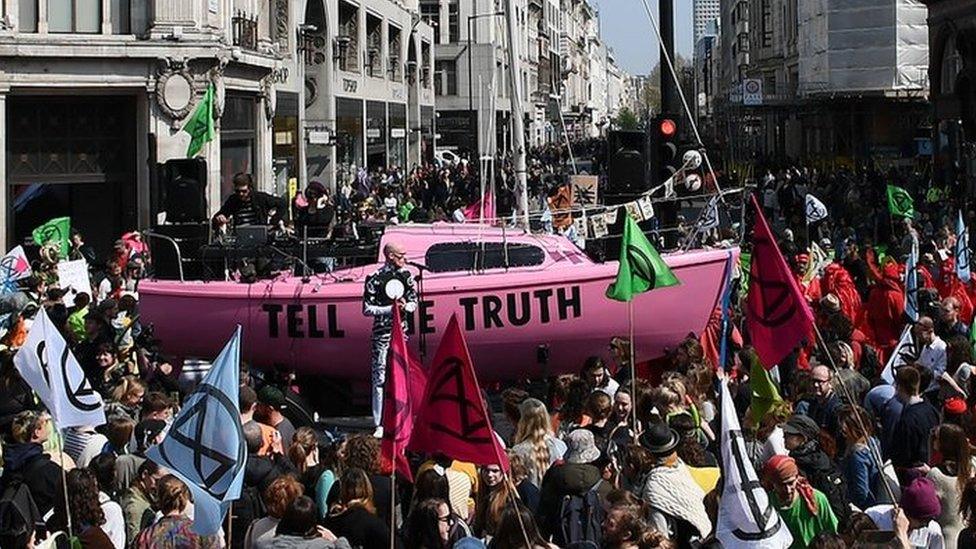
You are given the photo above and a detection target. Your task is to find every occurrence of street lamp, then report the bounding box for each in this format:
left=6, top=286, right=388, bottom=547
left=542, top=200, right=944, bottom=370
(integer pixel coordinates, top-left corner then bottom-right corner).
left=467, top=11, right=504, bottom=154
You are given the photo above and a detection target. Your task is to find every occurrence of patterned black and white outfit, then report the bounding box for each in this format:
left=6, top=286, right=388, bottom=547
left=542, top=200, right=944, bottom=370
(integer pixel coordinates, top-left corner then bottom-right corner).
left=362, top=263, right=417, bottom=427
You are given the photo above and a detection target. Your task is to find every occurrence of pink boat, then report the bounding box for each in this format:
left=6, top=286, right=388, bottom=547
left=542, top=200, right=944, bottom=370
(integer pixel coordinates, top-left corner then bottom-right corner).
left=139, top=224, right=737, bottom=382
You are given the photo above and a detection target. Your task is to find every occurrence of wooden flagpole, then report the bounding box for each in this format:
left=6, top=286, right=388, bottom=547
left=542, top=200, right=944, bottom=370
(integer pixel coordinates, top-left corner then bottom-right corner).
left=503, top=475, right=533, bottom=548
left=389, top=472, right=396, bottom=549
left=57, top=432, right=73, bottom=538
left=226, top=501, right=233, bottom=546
left=629, top=301, right=638, bottom=442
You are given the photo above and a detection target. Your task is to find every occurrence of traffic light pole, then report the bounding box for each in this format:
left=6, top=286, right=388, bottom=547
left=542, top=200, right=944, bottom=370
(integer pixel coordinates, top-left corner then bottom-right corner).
left=659, top=0, right=679, bottom=116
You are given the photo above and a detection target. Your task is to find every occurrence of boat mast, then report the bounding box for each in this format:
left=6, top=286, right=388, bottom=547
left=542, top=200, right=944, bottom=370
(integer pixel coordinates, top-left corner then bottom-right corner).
left=503, top=0, right=529, bottom=229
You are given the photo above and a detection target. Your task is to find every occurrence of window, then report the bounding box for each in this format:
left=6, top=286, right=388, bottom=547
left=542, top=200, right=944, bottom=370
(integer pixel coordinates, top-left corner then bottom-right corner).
left=425, top=242, right=546, bottom=273
left=338, top=1, right=359, bottom=73
left=435, top=60, right=457, bottom=96
left=388, top=26, right=403, bottom=81
left=420, top=0, right=440, bottom=43
left=760, top=0, right=772, bottom=48
left=366, top=14, right=382, bottom=78
left=48, top=0, right=101, bottom=33
left=447, top=0, right=459, bottom=43
left=18, top=0, right=38, bottom=32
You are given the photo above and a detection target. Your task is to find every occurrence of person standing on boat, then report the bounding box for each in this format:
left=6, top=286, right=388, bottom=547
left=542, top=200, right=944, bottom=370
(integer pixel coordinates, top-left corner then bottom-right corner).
left=212, top=173, right=284, bottom=231
left=363, top=242, right=417, bottom=437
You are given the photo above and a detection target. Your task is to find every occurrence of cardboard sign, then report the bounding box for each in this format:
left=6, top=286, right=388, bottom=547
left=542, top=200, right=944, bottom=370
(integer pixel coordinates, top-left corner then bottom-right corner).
left=57, top=259, right=91, bottom=306
left=570, top=175, right=599, bottom=208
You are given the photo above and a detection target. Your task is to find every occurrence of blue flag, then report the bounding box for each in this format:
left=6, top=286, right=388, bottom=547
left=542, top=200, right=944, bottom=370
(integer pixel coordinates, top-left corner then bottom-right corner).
left=147, top=326, right=246, bottom=535
left=718, top=251, right=735, bottom=372
left=957, top=211, right=971, bottom=284
left=905, top=243, right=919, bottom=322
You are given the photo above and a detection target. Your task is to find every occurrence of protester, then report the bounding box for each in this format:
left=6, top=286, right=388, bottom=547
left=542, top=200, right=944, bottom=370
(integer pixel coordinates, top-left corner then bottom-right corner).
left=135, top=475, right=223, bottom=548
left=762, top=455, right=839, bottom=547
left=322, top=468, right=396, bottom=549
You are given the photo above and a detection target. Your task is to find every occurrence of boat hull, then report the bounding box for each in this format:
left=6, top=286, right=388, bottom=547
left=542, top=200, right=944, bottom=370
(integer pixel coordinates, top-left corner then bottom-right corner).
left=138, top=248, right=735, bottom=381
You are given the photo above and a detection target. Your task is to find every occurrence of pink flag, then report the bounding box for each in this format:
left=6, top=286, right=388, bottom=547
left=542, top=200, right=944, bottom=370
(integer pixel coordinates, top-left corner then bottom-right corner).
left=408, top=314, right=509, bottom=471
left=745, top=195, right=814, bottom=368
left=463, top=191, right=495, bottom=222
left=380, top=306, right=423, bottom=481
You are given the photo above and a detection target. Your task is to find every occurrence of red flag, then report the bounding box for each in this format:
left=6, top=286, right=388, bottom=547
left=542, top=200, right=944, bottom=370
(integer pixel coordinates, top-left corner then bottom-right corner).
left=463, top=191, right=495, bottom=222
left=745, top=195, right=814, bottom=369
left=380, top=306, right=422, bottom=481
left=408, top=314, right=509, bottom=471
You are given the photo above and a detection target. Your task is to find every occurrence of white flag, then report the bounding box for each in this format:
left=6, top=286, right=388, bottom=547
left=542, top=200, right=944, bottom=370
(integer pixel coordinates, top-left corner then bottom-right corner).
left=805, top=194, right=828, bottom=224
left=0, top=245, right=32, bottom=285
left=14, top=308, right=105, bottom=429
left=700, top=195, right=721, bottom=231
left=716, top=380, right=793, bottom=548
left=881, top=325, right=919, bottom=384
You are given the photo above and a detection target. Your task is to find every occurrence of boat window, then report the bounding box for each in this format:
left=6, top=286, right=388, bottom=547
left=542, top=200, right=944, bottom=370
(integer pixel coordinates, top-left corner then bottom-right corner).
left=425, top=242, right=546, bottom=273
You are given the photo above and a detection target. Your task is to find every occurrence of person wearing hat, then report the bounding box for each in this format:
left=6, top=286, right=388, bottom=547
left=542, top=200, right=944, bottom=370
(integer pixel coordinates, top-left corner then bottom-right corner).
left=782, top=413, right=850, bottom=522
left=535, top=429, right=611, bottom=543
left=762, top=455, right=838, bottom=548
left=257, top=385, right=296, bottom=449
left=864, top=477, right=945, bottom=548
left=637, top=423, right=712, bottom=546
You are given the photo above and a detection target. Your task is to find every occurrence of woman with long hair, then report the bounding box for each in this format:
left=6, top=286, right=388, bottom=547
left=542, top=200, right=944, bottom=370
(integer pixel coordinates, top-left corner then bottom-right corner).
left=405, top=498, right=453, bottom=549
left=959, top=477, right=976, bottom=546
left=323, top=468, right=395, bottom=549
left=488, top=504, right=555, bottom=549
left=472, top=463, right=512, bottom=539
left=838, top=405, right=882, bottom=510
left=135, top=475, right=222, bottom=548
left=105, top=376, right=145, bottom=423
left=928, top=423, right=973, bottom=548
left=603, top=504, right=675, bottom=549
left=289, top=426, right=338, bottom=511
left=511, top=399, right=566, bottom=487
left=53, top=468, right=113, bottom=548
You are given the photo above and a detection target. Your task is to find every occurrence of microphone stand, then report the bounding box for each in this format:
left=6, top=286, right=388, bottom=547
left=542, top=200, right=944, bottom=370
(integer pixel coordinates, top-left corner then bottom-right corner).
left=409, top=261, right=429, bottom=362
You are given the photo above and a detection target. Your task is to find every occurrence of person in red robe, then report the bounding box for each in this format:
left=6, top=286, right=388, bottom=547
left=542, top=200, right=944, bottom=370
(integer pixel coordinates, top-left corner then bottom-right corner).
left=864, top=261, right=906, bottom=360
left=821, top=263, right=863, bottom=326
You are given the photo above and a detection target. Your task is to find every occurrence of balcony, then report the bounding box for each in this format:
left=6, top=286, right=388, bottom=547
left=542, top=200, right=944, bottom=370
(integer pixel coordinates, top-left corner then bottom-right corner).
left=232, top=10, right=259, bottom=51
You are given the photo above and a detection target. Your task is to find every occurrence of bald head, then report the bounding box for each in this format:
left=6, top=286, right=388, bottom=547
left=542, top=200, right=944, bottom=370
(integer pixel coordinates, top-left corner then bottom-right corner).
left=383, top=242, right=406, bottom=268
left=915, top=316, right=936, bottom=345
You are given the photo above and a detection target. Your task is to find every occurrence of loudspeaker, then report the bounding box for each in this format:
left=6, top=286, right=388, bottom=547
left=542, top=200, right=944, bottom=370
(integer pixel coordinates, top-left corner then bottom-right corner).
left=158, top=158, right=207, bottom=223
left=606, top=130, right=648, bottom=199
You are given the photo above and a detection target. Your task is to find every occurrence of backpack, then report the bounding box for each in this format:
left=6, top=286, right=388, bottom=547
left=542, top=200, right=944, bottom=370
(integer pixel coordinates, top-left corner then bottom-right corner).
left=231, top=484, right=266, bottom=547
left=806, top=463, right=851, bottom=523
left=0, top=476, right=41, bottom=547
left=556, top=481, right=605, bottom=549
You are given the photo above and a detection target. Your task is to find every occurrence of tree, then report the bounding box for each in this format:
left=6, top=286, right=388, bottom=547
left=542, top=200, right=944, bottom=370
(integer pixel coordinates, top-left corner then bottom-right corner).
left=614, top=107, right=639, bottom=130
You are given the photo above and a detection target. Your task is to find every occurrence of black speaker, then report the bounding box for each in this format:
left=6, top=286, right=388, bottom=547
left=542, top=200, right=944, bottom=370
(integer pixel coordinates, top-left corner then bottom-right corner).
left=606, top=130, right=648, bottom=198
left=158, top=158, right=207, bottom=223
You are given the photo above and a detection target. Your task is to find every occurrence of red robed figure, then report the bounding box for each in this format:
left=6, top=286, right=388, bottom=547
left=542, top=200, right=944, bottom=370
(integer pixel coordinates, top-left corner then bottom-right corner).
left=409, top=314, right=509, bottom=471
left=745, top=195, right=815, bottom=369
left=380, top=305, right=425, bottom=481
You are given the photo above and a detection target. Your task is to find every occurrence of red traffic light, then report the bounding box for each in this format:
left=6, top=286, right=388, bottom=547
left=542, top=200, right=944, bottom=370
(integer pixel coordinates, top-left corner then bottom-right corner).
left=659, top=118, right=677, bottom=137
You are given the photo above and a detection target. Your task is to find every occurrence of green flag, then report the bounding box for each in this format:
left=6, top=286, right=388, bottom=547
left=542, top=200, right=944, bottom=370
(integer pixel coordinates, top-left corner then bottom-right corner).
left=31, top=217, right=71, bottom=258
left=749, top=351, right=783, bottom=426
left=606, top=214, right=679, bottom=302
left=886, top=185, right=915, bottom=218
left=970, top=319, right=976, bottom=355
left=184, top=84, right=216, bottom=158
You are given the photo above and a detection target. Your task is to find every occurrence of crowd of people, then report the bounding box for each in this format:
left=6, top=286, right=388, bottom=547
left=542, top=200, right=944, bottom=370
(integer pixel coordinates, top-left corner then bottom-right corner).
left=0, top=156, right=974, bottom=549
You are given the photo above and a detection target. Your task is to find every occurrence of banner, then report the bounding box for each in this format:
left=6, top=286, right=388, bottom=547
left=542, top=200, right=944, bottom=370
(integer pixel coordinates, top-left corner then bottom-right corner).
left=886, top=185, right=915, bottom=219
left=0, top=246, right=32, bottom=290
left=13, top=308, right=105, bottom=429
left=548, top=185, right=573, bottom=229
left=606, top=214, right=680, bottom=302
left=881, top=325, right=919, bottom=384
left=716, top=380, right=793, bottom=547
left=409, top=314, right=509, bottom=470
left=957, top=211, right=971, bottom=284
left=32, top=217, right=71, bottom=258
left=745, top=195, right=814, bottom=369
left=804, top=194, right=828, bottom=224
left=905, top=241, right=919, bottom=323
left=570, top=175, right=599, bottom=208
left=147, top=326, right=246, bottom=535
left=381, top=306, right=424, bottom=481
left=699, top=195, right=720, bottom=231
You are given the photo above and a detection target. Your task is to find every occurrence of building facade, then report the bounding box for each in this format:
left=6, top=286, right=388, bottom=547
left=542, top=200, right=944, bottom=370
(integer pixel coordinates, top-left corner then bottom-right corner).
left=0, top=0, right=434, bottom=253
left=693, top=0, right=720, bottom=44
left=709, top=0, right=930, bottom=168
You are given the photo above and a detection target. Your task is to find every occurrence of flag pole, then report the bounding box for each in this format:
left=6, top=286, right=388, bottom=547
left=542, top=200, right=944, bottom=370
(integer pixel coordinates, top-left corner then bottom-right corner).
left=226, top=501, right=233, bottom=546
left=812, top=323, right=898, bottom=506
left=389, top=471, right=396, bottom=549
left=503, top=475, right=533, bottom=549
left=57, top=432, right=73, bottom=538
left=628, top=300, right=638, bottom=441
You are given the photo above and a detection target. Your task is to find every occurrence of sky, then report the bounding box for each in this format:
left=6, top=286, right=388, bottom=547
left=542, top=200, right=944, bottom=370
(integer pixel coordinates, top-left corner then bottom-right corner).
left=595, top=0, right=694, bottom=76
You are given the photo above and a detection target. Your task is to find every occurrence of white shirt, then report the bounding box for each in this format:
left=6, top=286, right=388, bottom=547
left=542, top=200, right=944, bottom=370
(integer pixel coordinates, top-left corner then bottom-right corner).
left=98, top=491, right=125, bottom=549
left=917, top=336, right=948, bottom=390
left=760, top=426, right=788, bottom=466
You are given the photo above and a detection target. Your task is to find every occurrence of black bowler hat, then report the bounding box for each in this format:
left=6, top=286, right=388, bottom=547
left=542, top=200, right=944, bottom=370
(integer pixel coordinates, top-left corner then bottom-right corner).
left=640, top=422, right=679, bottom=455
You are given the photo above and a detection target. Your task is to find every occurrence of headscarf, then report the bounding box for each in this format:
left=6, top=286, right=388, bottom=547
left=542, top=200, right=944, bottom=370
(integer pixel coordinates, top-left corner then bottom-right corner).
left=763, top=455, right=819, bottom=515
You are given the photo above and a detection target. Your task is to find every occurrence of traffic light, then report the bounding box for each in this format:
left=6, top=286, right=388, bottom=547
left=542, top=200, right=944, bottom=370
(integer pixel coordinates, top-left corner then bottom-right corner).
left=655, top=115, right=680, bottom=186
